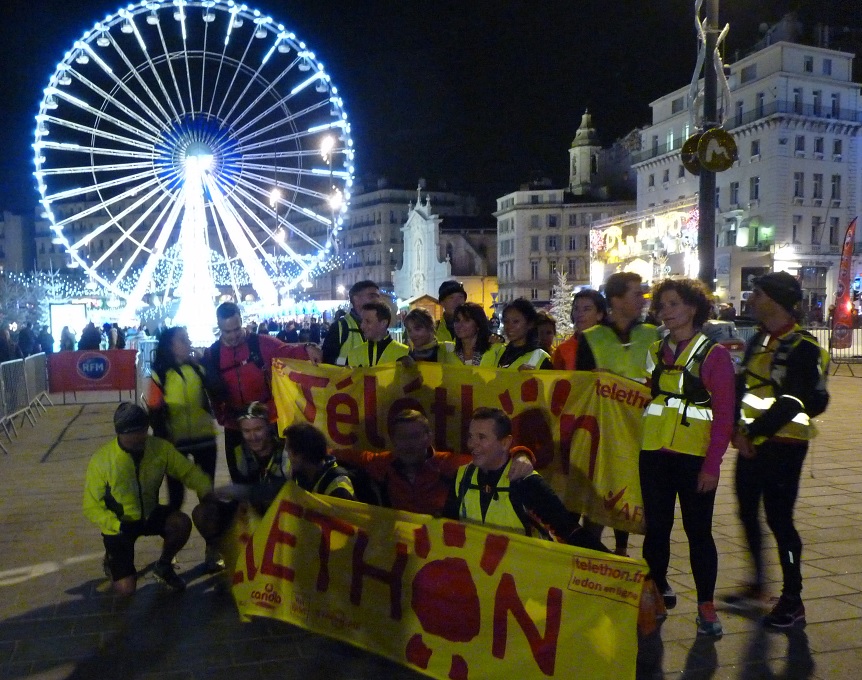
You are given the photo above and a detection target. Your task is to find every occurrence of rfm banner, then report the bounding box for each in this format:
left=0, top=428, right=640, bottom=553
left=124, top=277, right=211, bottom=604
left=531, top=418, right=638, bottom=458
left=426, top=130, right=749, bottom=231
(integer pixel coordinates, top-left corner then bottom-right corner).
left=232, top=482, right=644, bottom=680
left=48, top=349, right=137, bottom=392
left=272, top=360, right=650, bottom=534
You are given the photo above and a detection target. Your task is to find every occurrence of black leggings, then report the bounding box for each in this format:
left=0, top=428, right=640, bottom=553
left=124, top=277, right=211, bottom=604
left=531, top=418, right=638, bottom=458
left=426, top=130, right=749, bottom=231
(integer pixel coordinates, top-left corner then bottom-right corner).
left=167, top=439, right=218, bottom=512
left=734, top=441, right=807, bottom=599
left=639, top=449, right=718, bottom=603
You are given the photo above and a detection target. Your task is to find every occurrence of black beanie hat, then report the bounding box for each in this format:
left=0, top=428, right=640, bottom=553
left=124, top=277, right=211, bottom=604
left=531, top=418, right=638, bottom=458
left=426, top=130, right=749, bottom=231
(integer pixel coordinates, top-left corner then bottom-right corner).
left=438, top=280, right=466, bottom=302
left=753, top=272, right=802, bottom=314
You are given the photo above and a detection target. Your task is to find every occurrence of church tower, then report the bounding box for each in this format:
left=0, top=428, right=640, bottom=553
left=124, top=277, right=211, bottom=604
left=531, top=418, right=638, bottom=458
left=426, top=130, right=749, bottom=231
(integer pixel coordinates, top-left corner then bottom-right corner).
left=569, top=110, right=600, bottom=196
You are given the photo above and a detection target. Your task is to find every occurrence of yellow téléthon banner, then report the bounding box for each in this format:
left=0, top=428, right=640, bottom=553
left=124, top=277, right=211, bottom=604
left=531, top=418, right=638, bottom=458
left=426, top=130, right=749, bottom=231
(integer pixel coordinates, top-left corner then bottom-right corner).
left=272, top=360, right=650, bottom=534
left=232, top=482, right=645, bottom=680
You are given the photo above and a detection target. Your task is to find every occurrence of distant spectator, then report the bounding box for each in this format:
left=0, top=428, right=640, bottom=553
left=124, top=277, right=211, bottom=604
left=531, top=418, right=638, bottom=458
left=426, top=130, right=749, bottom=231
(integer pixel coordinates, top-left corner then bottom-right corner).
left=102, top=323, right=118, bottom=350
left=78, top=323, right=102, bottom=351
left=38, top=325, right=55, bottom=355
left=60, top=326, right=76, bottom=351
left=309, top=318, right=322, bottom=344
left=17, top=322, right=36, bottom=357
left=535, top=310, right=557, bottom=354
left=257, top=322, right=270, bottom=336
left=113, top=323, right=126, bottom=349
left=0, top=329, right=21, bottom=363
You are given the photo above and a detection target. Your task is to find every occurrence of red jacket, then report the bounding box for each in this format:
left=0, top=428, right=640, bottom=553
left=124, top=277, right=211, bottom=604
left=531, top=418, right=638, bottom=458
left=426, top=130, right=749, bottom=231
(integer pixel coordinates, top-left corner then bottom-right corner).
left=207, top=334, right=309, bottom=429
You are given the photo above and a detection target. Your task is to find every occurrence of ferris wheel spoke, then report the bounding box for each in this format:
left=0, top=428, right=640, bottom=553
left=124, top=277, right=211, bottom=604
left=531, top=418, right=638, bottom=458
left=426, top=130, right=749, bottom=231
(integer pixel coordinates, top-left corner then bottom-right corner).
left=232, top=95, right=329, bottom=141
left=242, top=161, right=350, bottom=183
left=207, top=207, right=242, bottom=301
left=205, top=176, right=277, bottom=302
left=37, top=141, right=154, bottom=161
left=238, top=169, right=331, bottom=206
left=124, top=191, right=185, bottom=306
left=153, top=20, right=189, bottom=117
left=45, top=169, right=155, bottom=203
left=103, top=31, right=177, bottom=126
left=48, top=88, right=161, bottom=145
left=223, top=54, right=298, bottom=130
left=42, top=161, right=153, bottom=177
left=40, top=116, right=156, bottom=152
left=81, top=37, right=170, bottom=132
left=49, top=178, right=159, bottom=231
left=214, top=28, right=258, bottom=122
left=71, top=185, right=167, bottom=254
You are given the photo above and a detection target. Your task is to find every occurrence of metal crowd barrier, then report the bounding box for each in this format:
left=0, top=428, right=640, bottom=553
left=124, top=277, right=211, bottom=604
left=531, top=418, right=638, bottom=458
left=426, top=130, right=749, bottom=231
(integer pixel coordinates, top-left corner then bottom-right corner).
left=0, top=353, right=55, bottom=453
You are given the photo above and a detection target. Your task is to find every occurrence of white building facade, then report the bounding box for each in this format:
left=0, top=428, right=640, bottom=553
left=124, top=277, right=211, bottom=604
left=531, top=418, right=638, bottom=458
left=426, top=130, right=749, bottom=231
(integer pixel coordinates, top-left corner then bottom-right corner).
left=592, top=39, right=861, bottom=320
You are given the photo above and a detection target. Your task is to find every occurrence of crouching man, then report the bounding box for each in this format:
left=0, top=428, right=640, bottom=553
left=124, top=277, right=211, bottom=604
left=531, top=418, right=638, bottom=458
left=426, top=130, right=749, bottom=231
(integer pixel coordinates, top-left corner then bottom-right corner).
left=83, top=403, right=214, bottom=595
left=444, top=407, right=608, bottom=552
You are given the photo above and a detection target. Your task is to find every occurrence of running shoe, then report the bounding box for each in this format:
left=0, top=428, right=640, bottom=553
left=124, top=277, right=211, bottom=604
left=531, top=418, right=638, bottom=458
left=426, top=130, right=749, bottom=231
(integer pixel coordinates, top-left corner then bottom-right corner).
left=696, top=601, right=723, bottom=637
left=763, top=596, right=806, bottom=629
left=152, top=560, right=186, bottom=592
left=662, top=585, right=677, bottom=610
left=204, top=545, right=226, bottom=573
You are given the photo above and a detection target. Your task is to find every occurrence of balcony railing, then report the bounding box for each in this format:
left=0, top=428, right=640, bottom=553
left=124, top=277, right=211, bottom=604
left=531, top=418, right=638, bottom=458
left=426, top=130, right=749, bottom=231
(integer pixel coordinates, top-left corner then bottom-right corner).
left=633, top=100, right=862, bottom=164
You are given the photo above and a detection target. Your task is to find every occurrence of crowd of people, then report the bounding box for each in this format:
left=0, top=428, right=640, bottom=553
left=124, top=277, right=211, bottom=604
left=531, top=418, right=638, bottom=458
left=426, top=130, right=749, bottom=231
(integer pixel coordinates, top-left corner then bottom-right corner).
left=82, top=273, right=829, bottom=642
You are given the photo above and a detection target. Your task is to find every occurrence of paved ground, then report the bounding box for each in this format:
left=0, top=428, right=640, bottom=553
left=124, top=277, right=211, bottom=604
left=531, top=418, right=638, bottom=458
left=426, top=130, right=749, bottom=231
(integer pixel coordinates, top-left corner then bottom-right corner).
left=1, top=375, right=862, bottom=679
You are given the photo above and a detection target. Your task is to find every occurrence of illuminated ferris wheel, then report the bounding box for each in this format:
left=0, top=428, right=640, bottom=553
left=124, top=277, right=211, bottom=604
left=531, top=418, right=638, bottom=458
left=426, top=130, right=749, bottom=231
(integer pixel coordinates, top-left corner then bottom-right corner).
left=32, top=0, right=354, bottom=314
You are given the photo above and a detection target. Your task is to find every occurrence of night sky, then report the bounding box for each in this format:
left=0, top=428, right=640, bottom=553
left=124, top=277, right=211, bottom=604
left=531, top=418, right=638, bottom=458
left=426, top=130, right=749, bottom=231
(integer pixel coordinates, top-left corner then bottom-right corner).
left=2, top=0, right=855, bottom=214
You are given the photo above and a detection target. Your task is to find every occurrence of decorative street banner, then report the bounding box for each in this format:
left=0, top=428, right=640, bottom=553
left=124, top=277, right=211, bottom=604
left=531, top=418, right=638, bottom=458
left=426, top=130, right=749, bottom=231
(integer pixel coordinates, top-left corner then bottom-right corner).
left=232, top=482, right=644, bottom=680
left=272, top=360, right=650, bottom=534
left=831, top=216, right=858, bottom=350
left=47, top=349, right=137, bottom=392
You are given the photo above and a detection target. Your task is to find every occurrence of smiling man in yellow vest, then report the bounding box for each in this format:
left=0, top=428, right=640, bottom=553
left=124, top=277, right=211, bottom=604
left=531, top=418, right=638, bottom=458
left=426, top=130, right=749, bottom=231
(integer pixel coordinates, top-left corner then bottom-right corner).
left=347, top=301, right=409, bottom=367
left=444, top=408, right=607, bottom=552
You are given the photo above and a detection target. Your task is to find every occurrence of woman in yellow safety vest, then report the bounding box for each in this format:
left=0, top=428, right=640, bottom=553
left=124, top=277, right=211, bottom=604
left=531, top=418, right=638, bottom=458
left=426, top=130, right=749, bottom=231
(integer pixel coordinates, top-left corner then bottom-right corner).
left=480, top=298, right=553, bottom=370
left=451, top=302, right=492, bottom=366
left=640, top=278, right=735, bottom=638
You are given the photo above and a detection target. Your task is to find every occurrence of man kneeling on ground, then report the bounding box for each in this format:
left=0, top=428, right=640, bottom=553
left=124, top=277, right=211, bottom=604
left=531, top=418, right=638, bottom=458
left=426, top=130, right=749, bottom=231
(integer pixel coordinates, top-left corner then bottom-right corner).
left=83, top=403, right=214, bottom=595
left=444, top=407, right=608, bottom=552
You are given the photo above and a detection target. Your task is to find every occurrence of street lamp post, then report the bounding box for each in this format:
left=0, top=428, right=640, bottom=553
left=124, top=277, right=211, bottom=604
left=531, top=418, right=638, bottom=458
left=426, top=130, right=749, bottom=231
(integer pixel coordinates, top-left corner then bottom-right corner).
left=697, top=0, right=720, bottom=291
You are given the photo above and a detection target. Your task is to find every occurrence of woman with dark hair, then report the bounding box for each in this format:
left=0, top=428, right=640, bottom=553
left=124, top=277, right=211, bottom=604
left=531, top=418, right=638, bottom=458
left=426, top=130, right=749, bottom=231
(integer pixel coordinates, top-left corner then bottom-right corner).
left=147, top=327, right=220, bottom=569
left=639, top=277, right=735, bottom=637
left=480, top=298, right=552, bottom=370
left=552, top=289, right=608, bottom=370
left=452, top=302, right=491, bottom=365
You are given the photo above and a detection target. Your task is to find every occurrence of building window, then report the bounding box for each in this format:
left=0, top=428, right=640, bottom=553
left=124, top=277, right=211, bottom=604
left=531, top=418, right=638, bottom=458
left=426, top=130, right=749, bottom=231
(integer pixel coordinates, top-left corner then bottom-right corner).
left=792, top=215, right=802, bottom=243
left=833, top=139, right=843, bottom=157
left=750, top=139, right=760, bottom=158
left=829, top=217, right=840, bottom=245
left=729, top=181, right=739, bottom=205
left=678, top=164, right=685, bottom=178
left=793, top=172, right=804, bottom=198
left=750, top=176, right=760, bottom=201
left=666, top=128, right=674, bottom=149
left=823, top=58, right=832, bottom=76
left=662, top=169, right=670, bottom=183
left=803, top=55, right=814, bottom=72
left=814, top=137, right=824, bottom=155
left=793, top=88, right=803, bottom=114
left=567, top=258, right=576, bottom=276
left=811, top=216, right=822, bottom=244
left=648, top=174, right=655, bottom=188
left=671, top=97, right=684, bottom=114
left=795, top=135, right=805, bottom=153
left=530, top=194, right=540, bottom=205
left=547, top=214, right=558, bottom=228
left=831, top=175, right=842, bottom=200
left=831, top=93, right=840, bottom=117
left=546, top=235, right=559, bottom=251
left=568, top=213, right=577, bottom=226
left=735, top=100, right=744, bottom=126
left=530, top=214, right=540, bottom=228
left=548, top=260, right=557, bottom=277
left=813, top=174, right=823, bottom=200
left=756, top=92, right=765, bottom=117
left=568, top=235, right=577, bottom=251
left=651, top=135, right=659, bottom=154
left=813, top=90, right=822, bottom=116
left=530, top=236, right=539, bottom=252
left=530, top=260, right=539, bottom=280
left=531, top=288, right=539, bottom=300
left=740, top=64, right=757, bottom=83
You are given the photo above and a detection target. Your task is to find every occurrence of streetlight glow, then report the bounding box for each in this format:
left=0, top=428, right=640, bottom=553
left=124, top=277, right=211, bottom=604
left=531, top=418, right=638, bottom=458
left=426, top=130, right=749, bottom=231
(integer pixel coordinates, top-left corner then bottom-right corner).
left=320, top=135, right=335, bottom=161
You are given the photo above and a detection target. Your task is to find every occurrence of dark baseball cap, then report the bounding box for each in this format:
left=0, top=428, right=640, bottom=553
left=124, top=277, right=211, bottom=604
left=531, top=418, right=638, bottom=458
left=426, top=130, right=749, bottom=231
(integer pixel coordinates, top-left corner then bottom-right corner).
left=753, top=272, right=802, bottom=314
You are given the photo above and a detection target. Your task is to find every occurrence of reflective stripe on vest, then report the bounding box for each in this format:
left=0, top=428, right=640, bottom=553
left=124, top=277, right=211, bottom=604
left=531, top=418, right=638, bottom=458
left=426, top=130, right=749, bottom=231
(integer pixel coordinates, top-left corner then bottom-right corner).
left=454, top=460, right=529, bottom=534
left=741, top=327, right=819, bottom=442
left=642, top=333, right=714, bottom=456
